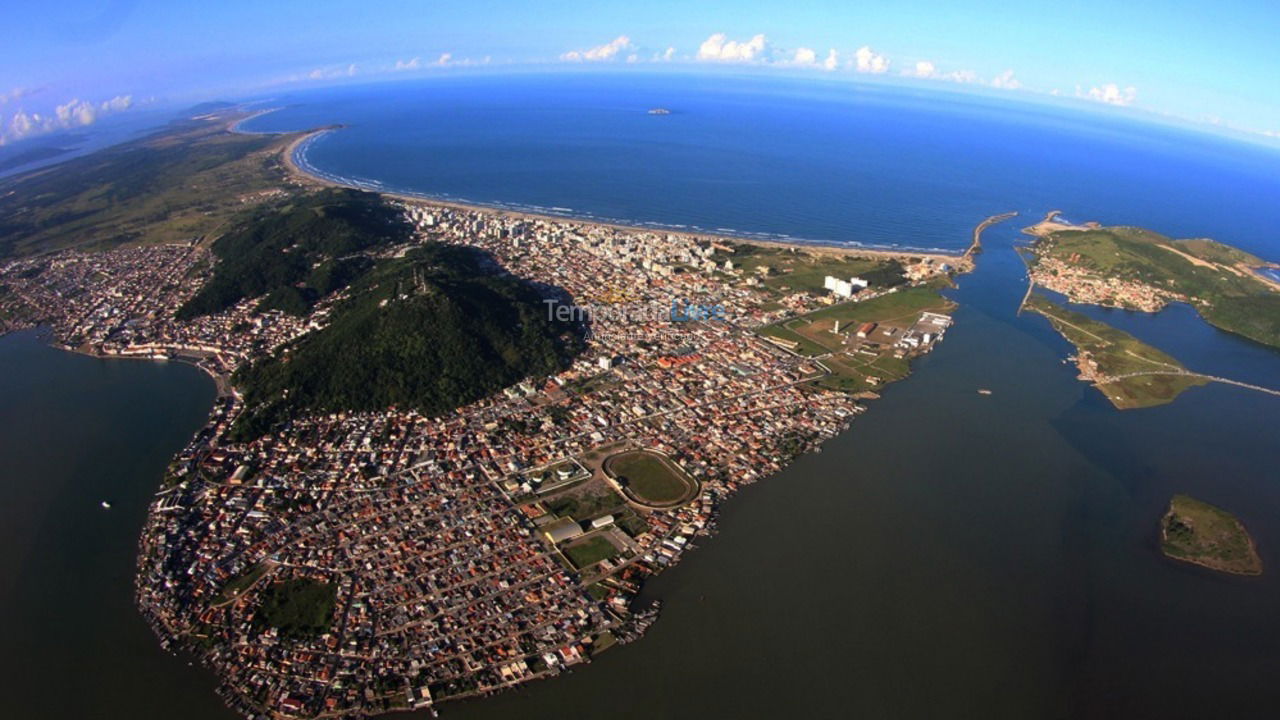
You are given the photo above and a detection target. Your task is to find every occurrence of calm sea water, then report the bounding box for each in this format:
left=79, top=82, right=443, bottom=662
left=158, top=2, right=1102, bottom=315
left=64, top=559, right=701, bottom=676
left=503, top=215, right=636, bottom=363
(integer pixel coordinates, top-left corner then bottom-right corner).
left=242, top=72, right=1280, bottom=257
left=6, top=74, right=1280, bottom=719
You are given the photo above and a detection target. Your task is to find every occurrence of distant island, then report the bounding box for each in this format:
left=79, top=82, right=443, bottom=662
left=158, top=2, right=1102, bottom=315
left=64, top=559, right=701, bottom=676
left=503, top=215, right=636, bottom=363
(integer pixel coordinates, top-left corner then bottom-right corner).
left=1161, top=494, right=1262, bottom=576
left=647, top=107, right=671, bottom=115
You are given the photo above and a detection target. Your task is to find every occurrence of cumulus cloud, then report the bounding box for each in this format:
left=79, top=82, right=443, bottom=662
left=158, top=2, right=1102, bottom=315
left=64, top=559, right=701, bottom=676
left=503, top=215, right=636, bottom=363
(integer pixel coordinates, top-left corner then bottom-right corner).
left=1, top=94, right=133, bottom=146
left=792, top=47, right=817, bottom=66
left=660, top=46, right=676, bottom=61
left=907, top=60, right=936, bottom=77
left=394, top=57, right=421, bottom=71
left=435, top=53, right=453, bottom=66
left=853, top=46, right=890, bottom=74
left=903, top=59, right=977, bottom=83
left=990, top=69, right=1021, bottom=90
left=788, top=47, right=839, bottom=71
left=561, top=35, right=633, bottom=62
left=1080, top=83, right=1137, bottom=106
left=697, top=33, right=769, bottom=62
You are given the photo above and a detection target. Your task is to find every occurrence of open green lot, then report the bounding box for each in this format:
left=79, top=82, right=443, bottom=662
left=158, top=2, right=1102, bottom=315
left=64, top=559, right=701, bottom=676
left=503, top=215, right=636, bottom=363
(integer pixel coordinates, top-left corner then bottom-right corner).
left=253, top=578, right=337, bottom=640
left=543, top=480, right=627, bottom=520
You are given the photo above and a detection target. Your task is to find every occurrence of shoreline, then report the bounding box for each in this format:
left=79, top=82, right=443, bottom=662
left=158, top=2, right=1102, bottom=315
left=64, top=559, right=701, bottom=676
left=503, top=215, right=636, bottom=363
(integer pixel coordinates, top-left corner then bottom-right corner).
left=274, top=125, right=966, bottom=265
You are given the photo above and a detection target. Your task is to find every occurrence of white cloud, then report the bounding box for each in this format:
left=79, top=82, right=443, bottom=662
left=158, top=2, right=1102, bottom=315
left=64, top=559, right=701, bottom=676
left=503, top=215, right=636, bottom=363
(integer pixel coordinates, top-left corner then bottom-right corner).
left=792, top=47, right=817, bottom=66
left=991, top=69, right=1021, bottom=90
left=561, top=35, right=633, bottom=62
left=907, top=60, right=937, bottom=78
left=1, top=93, right=133, bottom=146
left=307, top=63, right=359, bottom=81
left=435, top=52, right=453, bottom=66
left=661, top=46, right=676, bottom=61
left=789, top=47, right=838, bottom=71
left=853, top=46, right=889, bottom=74
left=394, top=57, right=421, bottom=71
left=903, top=60, right=977, bottom=83
left=1080, top=83, right=1137, bottom=106
left=697, top=33, right=769, bottom=62
left=0, top=87, right=40, bottom=106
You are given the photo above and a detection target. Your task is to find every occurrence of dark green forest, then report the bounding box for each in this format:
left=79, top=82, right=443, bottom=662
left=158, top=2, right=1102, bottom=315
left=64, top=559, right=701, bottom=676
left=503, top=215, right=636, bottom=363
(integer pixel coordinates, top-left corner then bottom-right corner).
left=230, top=243, right=583, bottom=440
left=177, top=188, right=412, bottom=319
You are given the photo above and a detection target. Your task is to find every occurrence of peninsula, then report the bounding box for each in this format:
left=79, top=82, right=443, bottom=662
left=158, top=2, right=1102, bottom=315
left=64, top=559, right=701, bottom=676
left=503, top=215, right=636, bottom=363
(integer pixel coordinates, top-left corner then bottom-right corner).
left=1161, top=494, right=1262, bottom=576
left=0, top=107, right=977, bottom=719
left=1021, top=211, right=1280, bottom=408
left=1024, top=212, right=1280, bottom=348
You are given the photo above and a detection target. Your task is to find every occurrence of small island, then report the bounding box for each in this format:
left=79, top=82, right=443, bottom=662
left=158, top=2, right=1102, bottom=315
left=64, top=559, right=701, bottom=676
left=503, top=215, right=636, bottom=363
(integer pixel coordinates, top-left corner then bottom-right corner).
left=1161, top=494, right=1262, bottom=576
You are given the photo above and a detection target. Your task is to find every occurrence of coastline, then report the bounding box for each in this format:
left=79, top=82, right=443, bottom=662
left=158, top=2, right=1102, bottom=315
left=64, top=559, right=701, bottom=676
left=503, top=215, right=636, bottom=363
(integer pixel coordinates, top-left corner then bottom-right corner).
left=275, top=125, right=966, bottom=265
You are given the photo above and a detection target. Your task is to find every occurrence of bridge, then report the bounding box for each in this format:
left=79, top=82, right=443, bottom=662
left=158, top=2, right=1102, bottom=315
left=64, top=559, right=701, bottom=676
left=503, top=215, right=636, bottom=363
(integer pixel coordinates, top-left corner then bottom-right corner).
left=1101, top=371, right=1280, bottom=399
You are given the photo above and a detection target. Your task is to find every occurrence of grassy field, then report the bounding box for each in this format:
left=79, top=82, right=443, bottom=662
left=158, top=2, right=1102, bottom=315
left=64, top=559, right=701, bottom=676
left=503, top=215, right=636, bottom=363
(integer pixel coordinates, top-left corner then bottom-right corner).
left=605, top=450, right=696, bottom=506
left=563, top=535, right=621, bottom=569
left=543, top=480, right=627, bottom=520
left=0, top=107, right=304, bottom=258
left=806, top=284, right=953, bottom=325
left=1025, top=294, right=1208, bottom=409
left=712, top=242, right=911, bottom=296
left=1038, top=226, right=1280, bottom=348
left=1161, top=494, right=1262, bottom=575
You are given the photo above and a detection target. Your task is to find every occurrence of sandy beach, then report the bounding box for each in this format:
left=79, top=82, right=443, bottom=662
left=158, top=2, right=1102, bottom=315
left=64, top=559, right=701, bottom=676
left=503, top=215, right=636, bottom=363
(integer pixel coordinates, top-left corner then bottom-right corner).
left=276, top=126, right=966, bottom=265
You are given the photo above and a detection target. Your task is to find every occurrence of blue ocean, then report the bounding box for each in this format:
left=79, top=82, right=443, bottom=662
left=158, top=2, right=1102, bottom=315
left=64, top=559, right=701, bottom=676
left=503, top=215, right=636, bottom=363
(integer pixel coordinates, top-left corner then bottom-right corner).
left=242, top=71, right=1280, bottom=258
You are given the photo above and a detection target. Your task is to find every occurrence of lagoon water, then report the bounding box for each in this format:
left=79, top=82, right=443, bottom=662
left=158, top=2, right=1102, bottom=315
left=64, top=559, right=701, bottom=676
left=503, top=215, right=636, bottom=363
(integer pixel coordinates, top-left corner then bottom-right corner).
left=6, top=74, right=1280, bottom=719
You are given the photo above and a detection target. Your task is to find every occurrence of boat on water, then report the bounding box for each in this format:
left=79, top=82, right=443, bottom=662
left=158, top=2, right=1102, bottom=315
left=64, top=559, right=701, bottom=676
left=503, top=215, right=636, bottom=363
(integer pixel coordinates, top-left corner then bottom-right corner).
left=647, top=107, right=671, bottom=115
left=100, top=500, right=112, bottom=509
left=977, top=388, right=993, bottom=395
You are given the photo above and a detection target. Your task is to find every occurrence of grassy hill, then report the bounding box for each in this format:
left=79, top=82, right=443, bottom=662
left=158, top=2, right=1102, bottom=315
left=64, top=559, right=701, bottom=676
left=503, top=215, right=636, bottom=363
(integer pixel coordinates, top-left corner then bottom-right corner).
left=1038, top=226, right=1280, bottom=348
left=230, top=243, right=584, bottom=439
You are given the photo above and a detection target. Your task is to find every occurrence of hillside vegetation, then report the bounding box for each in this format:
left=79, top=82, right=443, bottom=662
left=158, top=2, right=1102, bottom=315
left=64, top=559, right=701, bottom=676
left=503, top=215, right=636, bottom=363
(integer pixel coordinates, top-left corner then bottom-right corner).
left=1040, top=226, right=1280, bottom=348
left=230, top=243, right=584, bottom=439
left=177, top=188, right=412, bottom=319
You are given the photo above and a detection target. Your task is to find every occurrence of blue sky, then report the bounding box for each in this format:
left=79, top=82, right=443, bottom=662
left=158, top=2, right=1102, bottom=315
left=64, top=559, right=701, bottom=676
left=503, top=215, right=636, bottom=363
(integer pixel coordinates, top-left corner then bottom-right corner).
left=3, top=0, right=1279, bottom=145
